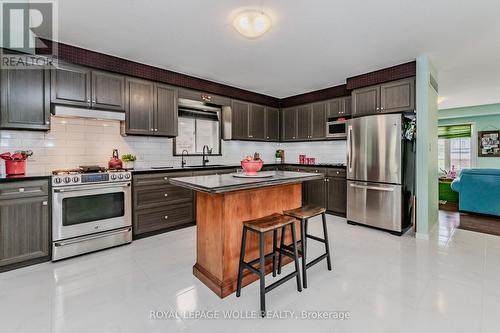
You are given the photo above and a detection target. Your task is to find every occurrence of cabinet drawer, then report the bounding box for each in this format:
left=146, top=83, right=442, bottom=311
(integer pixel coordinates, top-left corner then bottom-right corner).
left=327, top=168, right=346, bottom=177
left=133, top=171, right=192, bottom=187
left=193, top=168, right=237, bottom=176
left=0, top=180, right=49, bottom=200
left=135, top=184, right=192, bottom=209
left=134, top=202, right=193, bottom=235
left=297, top=167, right=326, bottom=174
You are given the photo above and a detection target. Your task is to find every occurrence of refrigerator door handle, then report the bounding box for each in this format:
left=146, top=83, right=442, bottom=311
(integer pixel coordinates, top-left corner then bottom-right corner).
left=349, top=183, right=395, bottom=192
left=347, top=125, right=353, bottom=173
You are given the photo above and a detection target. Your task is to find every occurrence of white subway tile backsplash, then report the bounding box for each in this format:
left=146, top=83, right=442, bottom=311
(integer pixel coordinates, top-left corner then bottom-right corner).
left=0, top=115, right=347, bottom=174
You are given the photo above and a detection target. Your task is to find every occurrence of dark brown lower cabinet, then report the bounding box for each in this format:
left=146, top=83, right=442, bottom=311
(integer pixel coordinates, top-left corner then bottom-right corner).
left=133, top=171, right=194, bottom=238
left=326, top=176, right=347, bottom=216
left=302, top=178, right=327, bottom=208
left=0, top=180, right=50, bottom=272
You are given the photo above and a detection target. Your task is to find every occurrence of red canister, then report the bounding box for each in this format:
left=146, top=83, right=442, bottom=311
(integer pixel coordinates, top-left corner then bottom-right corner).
left=5, top=160, right=26, bottom=175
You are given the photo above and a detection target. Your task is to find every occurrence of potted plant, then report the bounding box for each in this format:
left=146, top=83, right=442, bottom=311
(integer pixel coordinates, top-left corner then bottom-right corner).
left=121, top=154, right=137, bottom=170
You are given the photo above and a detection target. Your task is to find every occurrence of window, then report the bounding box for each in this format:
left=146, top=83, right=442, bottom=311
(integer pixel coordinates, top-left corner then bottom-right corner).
left=438, top=124, right=472, bottom=174
left=174, top=108, right=221, bottom=155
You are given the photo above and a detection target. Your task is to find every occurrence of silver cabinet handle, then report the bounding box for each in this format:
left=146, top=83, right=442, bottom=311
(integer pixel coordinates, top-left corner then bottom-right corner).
left=163, top=177, right=168, bottom=181
left=42, top=201, right=48, bottom=206
left=18, top=188, right=25, bottom=192
left=87, top=99, right=91, bottom=103
left=164, top=193, right=168, bottom=197
left=150, top=128, right=154, bottom=131
left=92, top=100, right=96, bottom=103
left=349, top=183, right=395, bottom=192
left=164, top=216, right=169, bottom=220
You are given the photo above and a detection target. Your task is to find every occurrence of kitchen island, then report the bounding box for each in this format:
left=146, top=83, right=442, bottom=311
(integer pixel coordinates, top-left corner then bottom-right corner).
left=170, top=171, right=324, bottom=298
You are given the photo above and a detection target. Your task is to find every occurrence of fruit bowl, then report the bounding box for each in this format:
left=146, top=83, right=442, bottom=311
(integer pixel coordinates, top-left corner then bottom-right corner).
left=241, top=159, right=263, bottom=175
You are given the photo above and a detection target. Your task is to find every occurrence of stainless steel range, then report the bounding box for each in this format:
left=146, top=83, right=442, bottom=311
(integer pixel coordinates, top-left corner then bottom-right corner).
left=51, top=167, right=132, bottom=261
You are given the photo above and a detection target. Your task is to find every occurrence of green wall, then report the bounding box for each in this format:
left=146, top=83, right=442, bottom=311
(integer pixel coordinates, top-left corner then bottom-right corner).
left=415, top=56, right=439, bottom=238
left=439, top=103, right=500, bottom=169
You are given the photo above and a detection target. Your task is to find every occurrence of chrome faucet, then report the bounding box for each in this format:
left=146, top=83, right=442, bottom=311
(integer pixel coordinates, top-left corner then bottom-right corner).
left=181, top=150, right=188, bottom=168
left=202, top=145, right=210, bottom=166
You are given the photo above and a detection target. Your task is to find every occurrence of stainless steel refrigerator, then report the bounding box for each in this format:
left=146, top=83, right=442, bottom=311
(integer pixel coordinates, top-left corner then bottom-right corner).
left=346, top=113, right=415, bottom=235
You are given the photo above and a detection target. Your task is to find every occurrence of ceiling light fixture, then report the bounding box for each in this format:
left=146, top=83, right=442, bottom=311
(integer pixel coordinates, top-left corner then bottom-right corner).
left=232, top=10, right=272, bottom=39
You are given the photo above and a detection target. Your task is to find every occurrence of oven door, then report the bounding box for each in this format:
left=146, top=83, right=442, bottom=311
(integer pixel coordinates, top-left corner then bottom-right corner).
left=52, top=182, right=131, bottom=241
left=326, top=121, right=347, bottom=138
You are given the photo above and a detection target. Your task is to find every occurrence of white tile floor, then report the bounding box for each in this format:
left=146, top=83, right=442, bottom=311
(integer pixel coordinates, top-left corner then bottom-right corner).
left=1, top=214, right=499, bottom=333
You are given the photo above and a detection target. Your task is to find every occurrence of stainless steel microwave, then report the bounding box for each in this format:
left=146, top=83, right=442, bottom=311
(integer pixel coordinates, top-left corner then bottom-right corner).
left=326, top=118, right=347, bottom=138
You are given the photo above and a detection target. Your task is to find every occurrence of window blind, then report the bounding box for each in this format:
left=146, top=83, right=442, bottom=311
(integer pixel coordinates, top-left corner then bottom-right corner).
left=438, top=124, right=471, bottom=139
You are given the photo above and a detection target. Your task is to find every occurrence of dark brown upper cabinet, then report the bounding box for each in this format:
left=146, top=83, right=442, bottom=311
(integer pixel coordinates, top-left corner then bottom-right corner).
left=380, top=79, right=415, bottom=113
left=311, top=102, right=327, bottom=139
left=51, top=63, right=91, bottom=107
left=265, top=107, right=280, bottom=141
left=230, top=100, right=267, bottom=141
left=352, top=85, right=379, bottom=116
left=125, top=78, right=154, bottom=135
left=91, top=71, right=125, bottom=111
left=297, top=104, right=312, bottom=140
left=352, top=77, right=415, bottom=117
left=1, top=65, right=50, bottom=131
left=125, top=78, right=177, bottom=137
left=327, top=96, right=352, bottom=118
left=231, top=100, right=250, bottom=140
left=155, top=83, right=178, bottom=137
left=51, top=65, right=125, bottom=111
left=282, top=107, right=297, bottom=141
left=249, top=104, right=265, bottom=140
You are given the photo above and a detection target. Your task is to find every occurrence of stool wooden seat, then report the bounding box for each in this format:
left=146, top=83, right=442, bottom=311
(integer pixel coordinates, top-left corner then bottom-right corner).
left=283, top=205, right=326, bottom=219
left=236, top=213, right=302, bottom=317
left=243, top=213, right=296, bottom=232
left=280, top=205, right=332, bottom=288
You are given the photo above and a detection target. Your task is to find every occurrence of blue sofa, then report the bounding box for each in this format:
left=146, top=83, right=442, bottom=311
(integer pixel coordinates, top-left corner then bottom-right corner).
left=451, top=169, right=500, bottom=216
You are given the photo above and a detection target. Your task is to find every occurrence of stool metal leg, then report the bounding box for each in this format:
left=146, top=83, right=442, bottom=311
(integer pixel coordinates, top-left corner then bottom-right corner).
left=321, top=213, right=332, bottom=271
left=290, top=223, right=302, bottom=292
left=236, top=226, right=248, bottom=297
left=259, top=232, right=266, bottom=317
left=272, top=229, right=277, bottom=277
left=277, top=226, right=286, bottom=275
left=300, top=218, right=308, bottom=288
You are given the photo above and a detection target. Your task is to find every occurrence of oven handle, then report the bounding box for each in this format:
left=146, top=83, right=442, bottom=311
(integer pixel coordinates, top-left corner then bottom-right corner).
left=54, top=227, right=132, bottom=247
left=54, top=182, right=130, bottom=193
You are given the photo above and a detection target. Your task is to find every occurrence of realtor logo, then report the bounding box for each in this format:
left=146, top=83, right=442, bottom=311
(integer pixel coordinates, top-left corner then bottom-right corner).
left=1, top=1, right=54, bottom=54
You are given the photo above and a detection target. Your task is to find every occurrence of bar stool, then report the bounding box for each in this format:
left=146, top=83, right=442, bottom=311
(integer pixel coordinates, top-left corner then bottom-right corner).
left=279, top=205, right=332, bottom=288
left=236, top=213, right=302, bottom=317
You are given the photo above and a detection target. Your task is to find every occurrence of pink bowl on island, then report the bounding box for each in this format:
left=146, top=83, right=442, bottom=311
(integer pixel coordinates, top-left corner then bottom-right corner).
left=241, top=159, right=263, bottom=175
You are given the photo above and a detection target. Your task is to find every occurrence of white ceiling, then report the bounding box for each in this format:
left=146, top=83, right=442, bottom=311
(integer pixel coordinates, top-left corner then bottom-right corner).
left=55, top=0, right=500, bottom=109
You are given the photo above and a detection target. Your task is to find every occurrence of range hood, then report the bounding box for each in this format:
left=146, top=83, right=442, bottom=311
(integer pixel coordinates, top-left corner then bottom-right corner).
left=52, top=106, right=125, bottom=121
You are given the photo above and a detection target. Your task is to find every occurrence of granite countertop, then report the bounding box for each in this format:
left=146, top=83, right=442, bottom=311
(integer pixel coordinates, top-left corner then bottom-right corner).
left=131, top=163, right=346, bottom=174
left=169, top=171, right=325, bottom=193
left=0, top=172, right=51, bottom=183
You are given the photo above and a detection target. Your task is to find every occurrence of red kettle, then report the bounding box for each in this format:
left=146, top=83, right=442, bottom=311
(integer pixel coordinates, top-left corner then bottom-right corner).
left=108, top=149, right=123, bottom=170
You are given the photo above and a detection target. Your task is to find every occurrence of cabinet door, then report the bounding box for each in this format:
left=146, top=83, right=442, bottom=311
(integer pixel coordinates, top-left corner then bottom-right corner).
left=125, top=78, right=154, bottom=135
left=327, top=176, right=347, bottom=215
left=51, top=63, right=91, bottom=107
left=91, top=71, right=125, bottom=111
left=303, top=179, right=326, bottom=208
left=265, top=107, right=280, bottom=141
left=282, top=107, right=297, bottom=141
left=0, top=196, right=50, bottom=268
left=311, top=102, right=327, bottom=139
left=297, top=104, right=312, bottom=140
left=343, top=97, right=352, bottom=116
left=231, top=100, right=249, bottom=139
left=155, top=83, right=178, bottom=136
left=0, top=66, right=50, bottom=130
left=380, top=78, right=415, bottom=113
left=327, top=98, right=342, bottom=118
left=249, top=104, right=265, bottom=140
left=352, top=85, right=380, bottom=116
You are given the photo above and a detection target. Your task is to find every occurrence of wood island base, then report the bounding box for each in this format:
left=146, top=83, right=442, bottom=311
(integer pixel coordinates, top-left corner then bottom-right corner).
left=193, top=183, right=302, bottom=298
